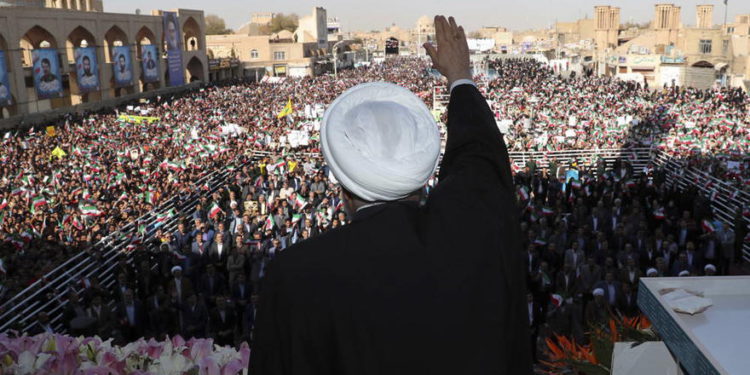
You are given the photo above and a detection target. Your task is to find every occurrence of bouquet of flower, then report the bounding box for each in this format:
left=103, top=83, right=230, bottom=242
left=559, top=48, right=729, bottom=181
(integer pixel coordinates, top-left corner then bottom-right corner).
left=0, top=333, right=250, bottom=375
left=541, top=315, right=656, bottom=375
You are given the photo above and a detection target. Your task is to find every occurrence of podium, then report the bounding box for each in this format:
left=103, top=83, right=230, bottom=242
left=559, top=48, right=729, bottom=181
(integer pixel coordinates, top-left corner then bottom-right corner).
left=638, top=276, right=750, bottom=375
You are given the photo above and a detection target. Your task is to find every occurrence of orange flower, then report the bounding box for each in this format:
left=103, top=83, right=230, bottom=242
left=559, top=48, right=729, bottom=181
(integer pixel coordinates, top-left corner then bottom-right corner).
left=545, top=337, right=565, bottom=361
left=609, top=319, right=620, bottom=342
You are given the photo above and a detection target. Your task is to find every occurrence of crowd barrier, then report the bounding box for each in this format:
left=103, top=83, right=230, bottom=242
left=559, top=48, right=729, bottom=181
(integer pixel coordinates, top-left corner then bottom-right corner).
left=652, top=150, right=750, bottom=263
left=0, top=158, right=252, bottom=333
left=1, top=147, right=746, bottom=335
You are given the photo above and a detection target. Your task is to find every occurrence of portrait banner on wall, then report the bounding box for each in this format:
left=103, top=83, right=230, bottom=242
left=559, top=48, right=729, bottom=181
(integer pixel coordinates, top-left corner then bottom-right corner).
left=32, top=48, right=63, bottom=99
left=74, top=47, right=100, bottom=93
left=141, top=45, right=160, bottom=83
left=0, top=50, right=12, bottom=106
left=163, top=11, right=185, bottom=86
left=111, top=46, right=133, bottom=87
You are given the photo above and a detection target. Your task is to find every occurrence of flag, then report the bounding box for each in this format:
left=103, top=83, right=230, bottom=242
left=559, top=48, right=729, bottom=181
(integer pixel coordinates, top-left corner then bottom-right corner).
left=701, top=219, right=715, bottom=233
left=45, top=126, right=56, bottom=137
left=208, top=202, right=223, bottom=219
left=533, top=238, right=547, bottom=246
left=277, top=98, right=294, bottom=119
left=50, top=146, right=66, bottom=159
left=518, top=186, right=530, bottom=201
left=0, top=198, right=7, bottom=210
left=264, top=214, right=276, bottom=231
left=144, top=191, right=156, bottom=205
left=625, top=180, right=637, bottom=188
left=294, top=194, right=308, bottom=209
left=571, top=179, right=582, bottom=189
left=653, top=207, right=665, bottom=220
left=79, top=204, right=102, bottom=217
left=291, top=213, right=302, bottom=225
left=32, top=196, right=47, bottom=208
left=542, top=207, right=555, bottom=216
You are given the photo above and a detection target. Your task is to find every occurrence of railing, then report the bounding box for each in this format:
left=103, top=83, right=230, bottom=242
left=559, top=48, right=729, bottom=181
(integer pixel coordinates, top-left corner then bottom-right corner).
left=0, top=159, right=251, bottom=333
left=2, top=147, right=747, bottom=334
left=652, top=150, right=750, bottom=262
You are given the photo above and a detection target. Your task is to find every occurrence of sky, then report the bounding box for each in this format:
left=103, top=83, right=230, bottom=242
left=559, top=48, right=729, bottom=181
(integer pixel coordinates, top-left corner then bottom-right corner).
left=105, top=0, right=747, bottom=33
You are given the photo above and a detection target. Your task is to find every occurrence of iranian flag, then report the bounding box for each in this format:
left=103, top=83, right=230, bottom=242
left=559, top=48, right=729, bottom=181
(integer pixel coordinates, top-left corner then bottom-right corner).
left=144, top=191, right=156, bottom=205
left=20, top=231, right=33, bottom=242
left=264, top=214, right=276, bottom=231
left=571, top=179, right=582, bottom=189
left=625, top=180, right=637, bottom=188
left=83, top=174, right=93, bottom=182
left=701, top=219, right=715, bottom=233
left=291, top=213, right=302, bottom=225
left=0, top=198, right=7, bottom=210
left=156, top=209, right=176, bottom=223
left=294, top=194, right=307, bottom=209
left=80, top=204, right=102, bottom=217
left=117, top=192, right=128, bottom=201
left=32, top=196, right=47, bottom=208
left=518, top=186, right=530, bottom=201
left=533, top=238, right=547, bottom=246
left=11, top=187, right=25, bottom=196
left=542, top=207, right=555, bottom=216
left=166, top=161, right=181, bottom=171
left=208, top=202, right=223, bottom=219
left=653, top=207, right=665, bottom=220
left=82, top=190, right=92, bottom=200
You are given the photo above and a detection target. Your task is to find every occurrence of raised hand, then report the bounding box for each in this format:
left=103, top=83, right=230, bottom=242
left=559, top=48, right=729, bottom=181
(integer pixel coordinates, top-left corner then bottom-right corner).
left=423, top=16, right=472, bottom=89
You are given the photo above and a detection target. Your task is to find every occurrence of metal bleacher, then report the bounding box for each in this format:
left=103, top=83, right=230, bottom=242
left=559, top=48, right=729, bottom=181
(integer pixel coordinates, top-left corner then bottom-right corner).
left=0, top=147, right=747, bottom=335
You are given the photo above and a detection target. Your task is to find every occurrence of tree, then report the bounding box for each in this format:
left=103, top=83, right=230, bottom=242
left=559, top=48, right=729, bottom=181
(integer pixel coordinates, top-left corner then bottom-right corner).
left=259, top=13, right=299, bottom=34
left=206, top=14, right=232, bottom=35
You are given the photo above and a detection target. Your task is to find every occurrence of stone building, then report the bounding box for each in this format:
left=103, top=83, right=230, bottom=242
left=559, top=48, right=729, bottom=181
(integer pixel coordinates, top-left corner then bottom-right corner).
left=0, top=1, right=208, bottom=119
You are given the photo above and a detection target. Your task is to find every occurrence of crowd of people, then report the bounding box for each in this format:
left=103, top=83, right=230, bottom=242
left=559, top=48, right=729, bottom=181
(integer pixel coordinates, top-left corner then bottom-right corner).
left=513, top=158, right=746, bottom=362
left=0, top=56, right=747, bottom=356
left=0, top=58, right=436, bottom=305
left=483, top=58, right=749, bottom=186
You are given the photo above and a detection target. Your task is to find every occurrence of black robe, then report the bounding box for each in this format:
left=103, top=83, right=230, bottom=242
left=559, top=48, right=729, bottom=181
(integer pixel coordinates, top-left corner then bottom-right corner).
left=250, top=84, right=532, bottom=374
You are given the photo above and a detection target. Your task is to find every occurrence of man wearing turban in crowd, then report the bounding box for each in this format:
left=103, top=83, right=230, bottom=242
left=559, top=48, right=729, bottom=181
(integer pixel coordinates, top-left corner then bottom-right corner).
left=250, top=15, right=532, bottom=375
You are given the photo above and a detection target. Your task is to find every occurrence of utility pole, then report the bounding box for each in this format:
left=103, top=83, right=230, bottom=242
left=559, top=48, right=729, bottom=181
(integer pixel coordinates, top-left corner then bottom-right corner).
left=723, top=0, right=728, bottom=33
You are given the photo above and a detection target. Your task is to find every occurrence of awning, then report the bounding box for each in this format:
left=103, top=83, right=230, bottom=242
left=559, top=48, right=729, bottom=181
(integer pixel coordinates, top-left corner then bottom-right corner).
left=714, top=62, right=728, bottom=71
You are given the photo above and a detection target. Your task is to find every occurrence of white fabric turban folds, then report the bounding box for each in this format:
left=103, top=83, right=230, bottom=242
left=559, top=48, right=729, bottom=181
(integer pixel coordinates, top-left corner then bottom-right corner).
left=321, top=82, right=441, bottom=202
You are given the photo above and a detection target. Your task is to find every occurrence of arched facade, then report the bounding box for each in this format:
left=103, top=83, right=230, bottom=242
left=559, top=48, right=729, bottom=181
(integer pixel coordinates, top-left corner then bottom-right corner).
left=182, top=16, right=202, bottom=52
left=186, top=56, right=205, bottom=82
left=0, top=6, right=208, bottom=123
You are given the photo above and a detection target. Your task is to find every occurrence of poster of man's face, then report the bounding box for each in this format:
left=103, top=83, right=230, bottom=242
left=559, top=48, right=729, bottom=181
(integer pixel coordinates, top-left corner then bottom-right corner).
left=141, top=45, right=159, bottom=82
left=75, top=47, right=99, bottom=92
left=167, top=16, right=180, bottom=51
left=112, top=47, right=132, bottom=86
left=32, top=49, right=62, bottom=98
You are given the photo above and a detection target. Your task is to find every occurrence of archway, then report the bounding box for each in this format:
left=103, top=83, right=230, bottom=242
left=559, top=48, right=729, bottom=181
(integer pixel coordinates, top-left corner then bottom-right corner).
left=692, top=61, right=714, bottom=68
left=19, top=25, right=58, bottom=67
left=182, top=17, right=202, bottom=52
left=135, top=26, right=156, bottom=59
left=66, top=25, right=96, bottom=63
left=186, top=56, right=204, bottom=82
left=103, top=25, right=128, bottom=62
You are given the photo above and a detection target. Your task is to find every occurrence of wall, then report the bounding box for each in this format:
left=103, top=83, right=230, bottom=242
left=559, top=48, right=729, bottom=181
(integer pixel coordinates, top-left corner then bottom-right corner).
left=684, top=66, right=715, bottom=88
left=0, top=6, right=208, bottom=119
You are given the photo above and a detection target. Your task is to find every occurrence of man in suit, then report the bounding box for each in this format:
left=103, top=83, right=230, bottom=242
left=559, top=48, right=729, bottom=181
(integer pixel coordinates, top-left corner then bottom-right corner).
left=209, top=232, right=231, bottom=269
left=617, top=283, right=639, bottom=317
left=209, top=296, right=237, bottom=346
left=198, top=264, right=226, bottom=305
left=182, top=293, right=208, bottom=339
left=115, top=289, right=146, bottom=343
left=564, top=241, right=585, bottom=270
left=594, top=271, right=622, bottom=307
left=87, top=294, right=114, bottom=338
left=250, top=16, right=531, bottom=374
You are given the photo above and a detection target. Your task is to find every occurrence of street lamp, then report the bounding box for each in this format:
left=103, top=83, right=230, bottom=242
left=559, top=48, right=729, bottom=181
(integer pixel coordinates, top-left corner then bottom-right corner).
left=332, top=40, right=346, bottom=78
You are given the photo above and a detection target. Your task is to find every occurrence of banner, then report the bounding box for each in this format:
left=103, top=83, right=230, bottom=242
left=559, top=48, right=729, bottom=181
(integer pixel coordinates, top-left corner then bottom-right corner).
left=0, top=50, right=11, bottom=106
left=32, top=48, right=63, bottom=99
left=141, top=45, right=160, bottom=83
left=74, top=47, right=100, bottom=93
left=111, top=46, right=133, bottom=87
left=163, top=11, right=185, bottom=86
left=117, top=114, right=160, bottom=124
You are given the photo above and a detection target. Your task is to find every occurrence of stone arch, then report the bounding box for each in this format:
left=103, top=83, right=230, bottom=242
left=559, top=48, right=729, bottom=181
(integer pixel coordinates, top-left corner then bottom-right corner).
left=135, top=26, right=156, bottom=59
left=182, top=16, right=202, bottom=52
left=103, top=25, right=129, bottom=62
left=19, top=25, right=59, bottom=67
left=66, top=25, right=96, bottom=63
left=692, top=60, right=714, bottom=68
left=186, top=56, right=204, bottom=82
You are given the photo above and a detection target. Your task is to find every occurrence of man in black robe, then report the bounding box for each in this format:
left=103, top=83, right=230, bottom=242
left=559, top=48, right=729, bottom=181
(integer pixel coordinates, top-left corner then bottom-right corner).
left=250, top=15, right=532, bottom=375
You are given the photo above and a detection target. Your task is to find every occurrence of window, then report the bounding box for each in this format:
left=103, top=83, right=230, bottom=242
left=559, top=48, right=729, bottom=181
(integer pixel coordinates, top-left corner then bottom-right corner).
left=273, top=51, right=285, bottom=60
left=722, top=40, right=729, bottom=55
left=250, top=49, right=259, bottom=59
left=699, top=39, right=712, bottom=54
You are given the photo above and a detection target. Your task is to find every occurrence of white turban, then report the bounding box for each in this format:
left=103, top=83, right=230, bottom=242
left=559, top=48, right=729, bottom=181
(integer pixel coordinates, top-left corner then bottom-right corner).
left=171, top=265, right=182, bottom=274
left=646, top=268, right=658, bottom=276
left=592, top=288, right=605, bottom=297
left=678, top=270, right=690, bottom=277
left=704, top=264, right=716, bottom=272
left=321, top=82, right=440, bottom=202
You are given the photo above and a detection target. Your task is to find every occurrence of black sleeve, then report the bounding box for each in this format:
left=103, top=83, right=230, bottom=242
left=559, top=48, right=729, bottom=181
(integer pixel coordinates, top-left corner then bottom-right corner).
left=438, top=84, right=514, bottom=193
left=248, top=260, right=288, bottom=374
